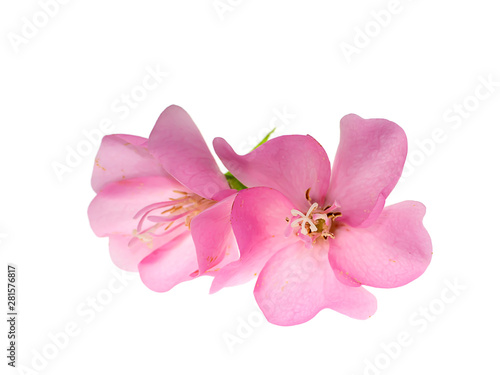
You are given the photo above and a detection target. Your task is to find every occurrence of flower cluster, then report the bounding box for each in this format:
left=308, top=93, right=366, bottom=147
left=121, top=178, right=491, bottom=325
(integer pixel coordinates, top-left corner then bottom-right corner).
left=88, top=105, right=432, bottom=326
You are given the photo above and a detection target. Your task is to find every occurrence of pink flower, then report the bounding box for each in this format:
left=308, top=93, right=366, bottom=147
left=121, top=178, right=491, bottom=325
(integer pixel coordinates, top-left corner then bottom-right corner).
left=88, top=105, right=238, bottom=292
left=212, top=114, right=432, bottom=326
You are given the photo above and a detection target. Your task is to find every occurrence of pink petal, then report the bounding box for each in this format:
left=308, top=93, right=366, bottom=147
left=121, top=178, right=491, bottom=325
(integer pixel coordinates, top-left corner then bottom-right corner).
left=212, top=188, right=237, bottom=201
left=333, top=269, right=362, bottom=287
left=254, top=241, right=377, bottom=326
left=213, top=135, right=331, bottom=211
left=108, top=235, right=153, bottom=272
left=148, top=105, right=228, bottom=199
left=190, top=194, right=239, bottom=274
left=91, top=134, right=167, bottom=192
left=108, top=222, right=188, bottom=272
left=329, top=201, right=432, bottom=288
left=327, top=114, right=408, bottom=228
left=209, top=187, right=298, bottom=293
left=138, top=233, right=199, bottom=292
left=88, top=176, right=183, bottom=237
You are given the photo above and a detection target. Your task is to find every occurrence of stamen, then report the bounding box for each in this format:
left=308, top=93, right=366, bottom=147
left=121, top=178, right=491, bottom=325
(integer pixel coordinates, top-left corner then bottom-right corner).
left=133, top=201, right=175, bottom=220
left=172, top=190, right=188, bottom=195
left=289, top=203, right=319, bottom=235
left=327, top=212, right=342, bottom=218
left=147, top=211, right=189, bottom=222
left=131, top=191, right=216, bottom=247
left=306, top=203, right=318, bottom=217
left=286, top=198, right=342, bottom=245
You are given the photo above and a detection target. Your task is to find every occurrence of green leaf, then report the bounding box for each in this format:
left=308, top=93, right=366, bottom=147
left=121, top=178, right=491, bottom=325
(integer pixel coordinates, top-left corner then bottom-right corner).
left=252, top=128, right=276, bottom=150
left=224, top=172, right=247, bottom=191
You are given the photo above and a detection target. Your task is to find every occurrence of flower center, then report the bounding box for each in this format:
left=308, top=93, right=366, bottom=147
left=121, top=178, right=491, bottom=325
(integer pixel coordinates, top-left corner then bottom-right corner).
left=285, top=200, right=342, bottom=249
left=130, top=190, right=215, bottom=247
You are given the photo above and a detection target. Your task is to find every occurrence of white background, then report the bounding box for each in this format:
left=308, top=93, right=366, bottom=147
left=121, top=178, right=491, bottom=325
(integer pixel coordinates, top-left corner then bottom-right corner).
left=1, top=1, right=499, bottom=374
